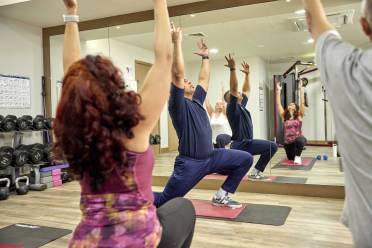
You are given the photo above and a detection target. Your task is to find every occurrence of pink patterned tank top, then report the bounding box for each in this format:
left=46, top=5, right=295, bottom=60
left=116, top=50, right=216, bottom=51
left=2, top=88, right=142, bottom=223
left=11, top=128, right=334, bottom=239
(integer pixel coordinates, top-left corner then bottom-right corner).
left=69, top=147, right=162, bottom=248
left=284, top=119, right=302, bottom=144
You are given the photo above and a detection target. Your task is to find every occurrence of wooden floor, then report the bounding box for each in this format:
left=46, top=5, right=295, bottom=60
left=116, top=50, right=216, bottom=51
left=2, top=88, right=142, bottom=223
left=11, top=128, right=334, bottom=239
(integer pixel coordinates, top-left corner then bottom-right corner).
left=0, top=183, right=353, bottom=248
left=154, top=147, right=345, bottom=186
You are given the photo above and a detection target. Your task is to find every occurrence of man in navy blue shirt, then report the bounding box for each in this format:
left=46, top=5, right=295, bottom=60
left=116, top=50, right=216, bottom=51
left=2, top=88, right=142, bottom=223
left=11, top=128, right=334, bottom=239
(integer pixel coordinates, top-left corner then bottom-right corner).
left=224, top=54, right=278, bottom=179
left=154, top=25, right=253, bottom=209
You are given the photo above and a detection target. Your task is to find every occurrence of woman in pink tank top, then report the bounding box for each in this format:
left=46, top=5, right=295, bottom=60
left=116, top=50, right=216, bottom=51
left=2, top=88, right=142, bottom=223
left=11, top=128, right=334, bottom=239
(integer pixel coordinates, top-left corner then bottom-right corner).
left=276, top=80, right=307, bottom=164
left=54, top=1, right=195, bottom=247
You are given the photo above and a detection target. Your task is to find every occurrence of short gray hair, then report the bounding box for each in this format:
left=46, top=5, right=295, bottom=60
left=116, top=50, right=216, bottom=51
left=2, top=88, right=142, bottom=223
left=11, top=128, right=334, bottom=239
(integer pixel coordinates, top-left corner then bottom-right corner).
left=362, top=0, right=372, bottom=26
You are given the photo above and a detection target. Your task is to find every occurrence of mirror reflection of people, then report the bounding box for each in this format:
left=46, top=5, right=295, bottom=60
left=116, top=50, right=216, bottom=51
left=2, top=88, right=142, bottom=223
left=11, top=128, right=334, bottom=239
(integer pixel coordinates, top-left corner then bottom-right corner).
left=154, top=25, right=253, bottom=209
left=206, top=84, right=232, bottom=148
left=276, top=79, right=307, bottom=164
left=56, top=1, right=195, bottom=247
left=302, top=0, right=372, bottom=246
left=224, top=55, right=278, bottom=180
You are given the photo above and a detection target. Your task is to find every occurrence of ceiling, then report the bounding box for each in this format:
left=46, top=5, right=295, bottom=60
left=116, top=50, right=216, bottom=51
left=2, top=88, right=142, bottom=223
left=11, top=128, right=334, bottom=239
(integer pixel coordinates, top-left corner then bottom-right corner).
left=0, top=0, right=204, bottom=27
left=109, top=0, right=369, bottom=63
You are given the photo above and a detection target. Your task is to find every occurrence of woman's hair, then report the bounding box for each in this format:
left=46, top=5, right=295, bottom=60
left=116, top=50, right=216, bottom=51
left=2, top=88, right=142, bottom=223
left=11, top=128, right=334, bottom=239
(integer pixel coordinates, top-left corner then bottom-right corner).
left=284, top=103, right=300, bottom=121
left=54, top=55, right=144, bottom=192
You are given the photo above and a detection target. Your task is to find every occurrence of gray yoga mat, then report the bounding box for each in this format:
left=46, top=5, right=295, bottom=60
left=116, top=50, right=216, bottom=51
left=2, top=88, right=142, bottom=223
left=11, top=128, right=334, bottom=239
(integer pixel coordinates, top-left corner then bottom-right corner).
left=273, top=176, right=307, bottom=184
left=0, top=224, right=71, bottom=248
left=235, top=204, right=292, bottom=226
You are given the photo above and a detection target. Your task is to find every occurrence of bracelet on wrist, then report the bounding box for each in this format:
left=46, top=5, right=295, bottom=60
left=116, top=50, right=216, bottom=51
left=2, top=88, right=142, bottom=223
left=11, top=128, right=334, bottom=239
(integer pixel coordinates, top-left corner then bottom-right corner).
left=230, top=68, right=236, bottom=71
left=202, top=56, right=209, bottom=60
left=63, top=14, right=80, bottom=23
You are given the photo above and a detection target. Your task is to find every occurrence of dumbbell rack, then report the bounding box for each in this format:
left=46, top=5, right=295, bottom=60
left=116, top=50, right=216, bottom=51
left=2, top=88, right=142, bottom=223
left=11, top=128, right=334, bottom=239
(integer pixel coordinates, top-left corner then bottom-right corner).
left=0, top=129, right=53, bottom=193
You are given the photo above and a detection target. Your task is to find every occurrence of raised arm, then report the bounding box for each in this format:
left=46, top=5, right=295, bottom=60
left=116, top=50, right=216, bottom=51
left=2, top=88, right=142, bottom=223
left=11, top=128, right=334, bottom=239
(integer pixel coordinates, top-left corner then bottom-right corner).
left=171, top=23, right=184, bottom=89
left=205, top=97, right=214, bottom=117
left=276, top=81, right=285, bottom=121
left=299, top=79, right=305, bottom=117
left=195, top=40, right=210, bottom=92
left=302, top=0, right=334, bottom=41
left=62, top=0, right=81, bottom=74
left=225, top=54, right=238, bottom=97
left=241, top=61, right=251, bottom=96
left=129, top=0, right=173, bottom=151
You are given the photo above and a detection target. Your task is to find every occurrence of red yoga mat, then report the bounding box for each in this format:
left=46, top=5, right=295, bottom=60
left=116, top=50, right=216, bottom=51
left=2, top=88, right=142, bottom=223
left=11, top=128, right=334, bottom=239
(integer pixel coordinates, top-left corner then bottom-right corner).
left=0, top=244, right=23, bottom=248
left=204, top=174, right=276, bottom=182
left=279, top=158, right=314, bottom=167
left=191, top=199, right=247, bottom=219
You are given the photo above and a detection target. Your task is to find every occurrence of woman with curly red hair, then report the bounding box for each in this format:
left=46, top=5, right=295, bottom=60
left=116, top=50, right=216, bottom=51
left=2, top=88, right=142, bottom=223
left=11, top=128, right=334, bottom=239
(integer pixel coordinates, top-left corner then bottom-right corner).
left=54, top=0, right=195, bottom=247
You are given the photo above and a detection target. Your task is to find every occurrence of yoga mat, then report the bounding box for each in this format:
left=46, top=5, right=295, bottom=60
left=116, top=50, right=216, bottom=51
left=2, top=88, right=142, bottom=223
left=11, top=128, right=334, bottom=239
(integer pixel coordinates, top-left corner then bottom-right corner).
left=40, top=164, right=69, bottom=172
left=191, top=199, right=247, bottom=219
left=204, top=174, right=307, bottom=184
left=191, top=200, right=291, bottom=226
left=0, top=224, right=71, bottom=248
left=272, top=158, right=316, bottom=171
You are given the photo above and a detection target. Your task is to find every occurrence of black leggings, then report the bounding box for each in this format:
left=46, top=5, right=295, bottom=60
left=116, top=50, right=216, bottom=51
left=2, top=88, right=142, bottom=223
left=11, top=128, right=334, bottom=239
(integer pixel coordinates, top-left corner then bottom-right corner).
left=284, top=136, right=307, bottom=161
left=157, top=198, right=196, bottom=248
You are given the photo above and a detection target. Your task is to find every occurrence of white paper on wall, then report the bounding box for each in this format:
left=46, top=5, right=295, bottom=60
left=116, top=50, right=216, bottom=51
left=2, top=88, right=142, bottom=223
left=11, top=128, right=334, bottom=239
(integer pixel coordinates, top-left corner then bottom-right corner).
left=123, top=66, right=138, bottom=92
left=0, top=74, right=31, bottom=109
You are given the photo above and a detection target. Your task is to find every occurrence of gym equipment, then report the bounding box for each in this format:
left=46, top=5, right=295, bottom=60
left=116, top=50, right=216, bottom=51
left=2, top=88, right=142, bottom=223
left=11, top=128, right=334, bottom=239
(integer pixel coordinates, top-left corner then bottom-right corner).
left=33, top=115, right=45, bottom=130
left=16, top=115, right=33, bottom=131
left=0, top=147, right=14, bottom=170
left=0, top=224, right=71, bottom=248
left=12, top=149, right=28, bottom=167
left=323, top=155, right=329, bottom=161
left=191, top=199, right=291, bottom=226
left=316, top=155, right=322, bottom=160
left=0, top=178, right=11, bottom=201
left=15, top=176, right=29, bottom=195
left=0, top=115, right=17, bottom=132
left=154, top=135, right=161, bottom=145
left=29, top=164, right=47, bottom=191
left=272, top=158, right=316, bottom=171
left=16, top=144, right=44, bottom=164
left=149, top=135, right=155, bottom=145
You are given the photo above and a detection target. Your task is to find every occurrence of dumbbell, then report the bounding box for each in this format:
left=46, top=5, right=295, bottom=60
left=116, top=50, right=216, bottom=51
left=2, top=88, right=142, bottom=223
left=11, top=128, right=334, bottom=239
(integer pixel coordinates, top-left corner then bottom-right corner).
left=0, top=147, right=14, bottom=170
left=17, top=115, right=33, bottom=131
left=43, top=143, right=53, bottom=162
left=154, top=135, right=161, bottom=145
left=0, top=115, right=17, bottom=132
left=15, top=176, right=29, bottom=195
left=12, top=148, right=28, bottom=167
left=17, top=144, right=44, bottom=164
left=0, top=178, right=11, bottom=200
left=33, top=115, right=45, bottom=130
left=149, top=135, right=155, bottom=145
left=44, top=118, right=54, bottom=130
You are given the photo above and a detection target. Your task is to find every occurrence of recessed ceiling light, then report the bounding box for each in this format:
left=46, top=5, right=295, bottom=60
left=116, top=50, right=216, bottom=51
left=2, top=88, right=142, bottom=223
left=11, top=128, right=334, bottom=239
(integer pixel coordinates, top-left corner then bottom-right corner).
left=295, top=9, right=306, bottom=15
left=190, top=14, right=196, bottom=18
left=116, top=26, right=121, bottom=29
left=307, top=38, right=314, bottom=44
left=285, top=0, right=291, bottom=2
left=210, top=48, right=219, bottom=54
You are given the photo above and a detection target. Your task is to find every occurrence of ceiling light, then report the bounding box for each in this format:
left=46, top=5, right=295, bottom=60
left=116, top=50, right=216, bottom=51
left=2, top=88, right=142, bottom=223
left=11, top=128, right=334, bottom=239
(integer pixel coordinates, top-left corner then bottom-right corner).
left=210, top=48, right=219, bottom=54
left=295, top=9, right=306, bottom=15
left=116, top=26, right=121, bottom=29
left=307, top=38, right=314, bottom=44
left=190, top=14, right=196, bottom=18
left=286, top=0, right=291, bottom=2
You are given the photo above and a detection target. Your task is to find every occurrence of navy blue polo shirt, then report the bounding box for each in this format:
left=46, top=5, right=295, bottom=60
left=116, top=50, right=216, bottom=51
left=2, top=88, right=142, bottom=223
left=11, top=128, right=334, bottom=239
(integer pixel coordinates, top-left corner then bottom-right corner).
left=168, top=84, right=213, bottom=159
left=226, top=94, right=253, bottom=141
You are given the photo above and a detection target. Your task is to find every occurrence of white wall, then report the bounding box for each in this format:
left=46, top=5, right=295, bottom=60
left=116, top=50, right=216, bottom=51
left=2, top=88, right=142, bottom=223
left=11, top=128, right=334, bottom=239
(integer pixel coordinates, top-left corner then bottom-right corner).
left=50, top=37, right=169, bottom=148
left=186, top=56, right=269, bottom=139
left=0, top=17, right=43, bottom=146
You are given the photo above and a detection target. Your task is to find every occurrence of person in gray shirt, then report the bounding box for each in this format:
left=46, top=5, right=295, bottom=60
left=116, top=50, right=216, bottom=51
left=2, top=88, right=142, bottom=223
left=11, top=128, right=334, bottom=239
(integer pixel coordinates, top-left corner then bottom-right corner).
left=302, top=0, right=372, bottom=247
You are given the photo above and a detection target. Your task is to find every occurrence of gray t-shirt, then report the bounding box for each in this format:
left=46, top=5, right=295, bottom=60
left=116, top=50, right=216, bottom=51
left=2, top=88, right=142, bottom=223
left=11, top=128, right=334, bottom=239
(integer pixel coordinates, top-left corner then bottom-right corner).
left=316, top=31, right=372, bottom=247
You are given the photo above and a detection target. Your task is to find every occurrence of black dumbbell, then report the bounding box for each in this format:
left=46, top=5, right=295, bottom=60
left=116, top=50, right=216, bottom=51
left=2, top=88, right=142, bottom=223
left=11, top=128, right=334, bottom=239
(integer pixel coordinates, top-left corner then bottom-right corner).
left=12, top=145, right=28, bottom=167
left=149, top=135, right=155, bottom=145
left=18, top=144, right=44, bottom=164
left=44, top=118, right=54, bottom=130
left=33, top=115, right=45, bottom=130
left=43, top=143, right=53, bottom=162
left=154, top=135, right=161, bottom=145
left=17, top=115, right=33, bottom=131
left=0, top=147, right=14, bottom=170
left=1, top=115, right=17, bottom=132
left=0, top=178, right=11, bottom=200
left=15, top=176, right=29, bottom=195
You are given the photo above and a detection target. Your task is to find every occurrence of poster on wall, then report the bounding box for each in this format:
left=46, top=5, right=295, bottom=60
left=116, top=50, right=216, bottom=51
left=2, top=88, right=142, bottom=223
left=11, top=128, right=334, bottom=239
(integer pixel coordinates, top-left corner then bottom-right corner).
left=0, top=74, right=31, bottom=109
left=124, top=66, right=138, bottom=92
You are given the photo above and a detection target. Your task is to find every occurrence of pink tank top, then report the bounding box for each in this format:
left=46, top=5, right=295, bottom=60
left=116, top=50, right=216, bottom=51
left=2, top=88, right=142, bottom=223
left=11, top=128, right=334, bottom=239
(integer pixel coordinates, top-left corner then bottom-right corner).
left=284, top=119, right=302, bottom=144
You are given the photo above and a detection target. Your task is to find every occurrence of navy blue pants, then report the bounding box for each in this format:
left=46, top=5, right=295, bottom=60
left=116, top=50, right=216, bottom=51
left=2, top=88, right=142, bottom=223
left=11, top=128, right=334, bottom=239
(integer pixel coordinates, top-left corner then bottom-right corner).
left=154, top=149, right=253, bottom=208
left=214, top=134, right=232, bottom=148
left=231, top=139, right=278, bottom=172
